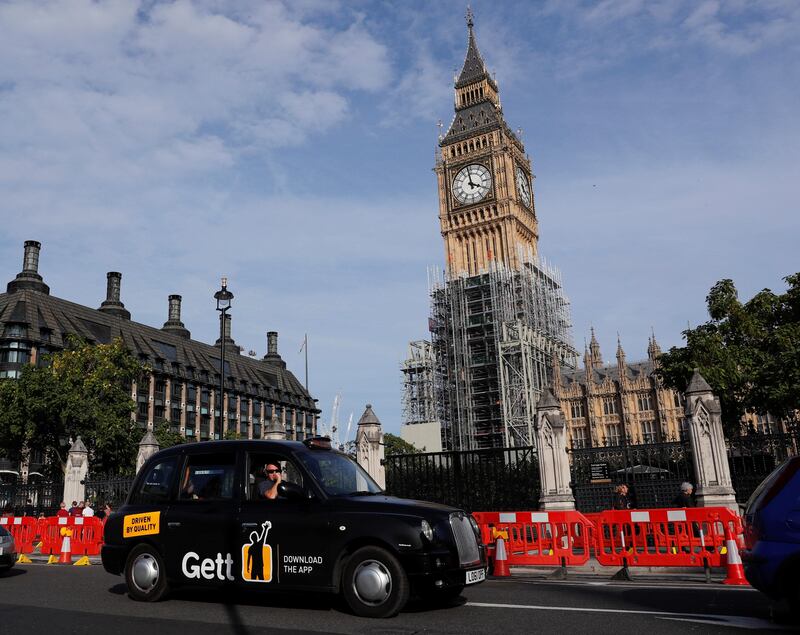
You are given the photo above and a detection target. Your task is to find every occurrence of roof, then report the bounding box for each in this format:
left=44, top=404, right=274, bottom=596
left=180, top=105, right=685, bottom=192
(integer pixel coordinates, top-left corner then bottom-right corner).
left=686, top=369, right=713, bottom=394
left=0, top=288, right=317, bottom=411
left=455, top=22, right=495, bottom=90
left=561, top=359, right=656, bottom=387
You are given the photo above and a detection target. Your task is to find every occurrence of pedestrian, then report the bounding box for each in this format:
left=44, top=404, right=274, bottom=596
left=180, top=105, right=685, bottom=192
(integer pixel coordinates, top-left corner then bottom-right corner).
left=611, top=483, right=632, bottom=510
left=672, top=482, right=696, bottom=508
left=97, top=503, right=112, bottom=521
left=82, top=501, right=95, bottom=517
left=68, top=500, right=79, bottom=515
left=56, top=501, right=69, bottom=518
left=71, top=501, right=84, bottom=517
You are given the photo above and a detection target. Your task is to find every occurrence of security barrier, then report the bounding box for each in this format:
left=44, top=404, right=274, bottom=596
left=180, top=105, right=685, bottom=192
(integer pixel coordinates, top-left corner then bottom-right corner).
left=40, top=516, right=104, bottom=556
left=474, top=510, right=594, bottom=567
left=474, top=507, right=745, bottom=576
left=0, top=516, right=38, bottom=553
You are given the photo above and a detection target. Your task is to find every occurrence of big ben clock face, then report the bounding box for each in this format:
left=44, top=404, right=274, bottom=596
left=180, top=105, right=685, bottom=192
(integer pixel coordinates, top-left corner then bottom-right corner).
left=453, top=163, right=491, bottom=204
left=516, top=166, right=531, bottom=208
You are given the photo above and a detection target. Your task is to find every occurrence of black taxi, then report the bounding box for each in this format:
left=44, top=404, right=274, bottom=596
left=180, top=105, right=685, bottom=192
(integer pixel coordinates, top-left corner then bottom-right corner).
left=102, top=437, right=487, bottom=618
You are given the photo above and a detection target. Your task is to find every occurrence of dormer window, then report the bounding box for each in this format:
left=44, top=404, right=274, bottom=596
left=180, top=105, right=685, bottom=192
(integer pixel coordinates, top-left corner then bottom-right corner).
left=4, top=324, right=26, bottom=338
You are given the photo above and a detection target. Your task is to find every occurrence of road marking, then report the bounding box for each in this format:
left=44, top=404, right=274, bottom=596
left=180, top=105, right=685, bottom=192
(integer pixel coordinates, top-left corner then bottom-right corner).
left=509, top=578, right=757, bottom=592
left=467, top=602, right=786, bottom=630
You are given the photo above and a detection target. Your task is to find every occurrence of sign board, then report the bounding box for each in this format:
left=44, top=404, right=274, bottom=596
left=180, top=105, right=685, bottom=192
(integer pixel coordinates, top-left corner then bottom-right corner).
left=590, top=462, right=611, bottom=483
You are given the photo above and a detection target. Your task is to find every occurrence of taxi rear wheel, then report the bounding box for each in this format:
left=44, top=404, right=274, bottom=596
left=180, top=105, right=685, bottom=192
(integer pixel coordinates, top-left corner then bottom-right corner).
left=125, top=543, right=168, bottom=602
left=342, top=546, right=409, bottom=618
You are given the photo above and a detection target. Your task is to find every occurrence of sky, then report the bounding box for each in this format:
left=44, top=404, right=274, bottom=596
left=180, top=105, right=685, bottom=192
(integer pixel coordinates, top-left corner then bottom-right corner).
left=1, top=0, right=798, bottom=441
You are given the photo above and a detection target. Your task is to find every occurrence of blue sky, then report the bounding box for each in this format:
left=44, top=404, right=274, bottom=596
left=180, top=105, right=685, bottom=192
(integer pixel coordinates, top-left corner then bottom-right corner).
left=1, top=0, right=798, bottom=440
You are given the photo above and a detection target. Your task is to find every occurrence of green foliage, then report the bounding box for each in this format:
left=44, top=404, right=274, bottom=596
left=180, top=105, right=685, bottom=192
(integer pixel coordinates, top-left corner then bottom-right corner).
left=657, top=274, right=800, bottom=433
left=0, top=337, right=145, bottom=476
left=224, top=429, right=241, bottom=440
left=154, top=421, right=185, bottom=450
left=383, top=432, right=423, bottom=455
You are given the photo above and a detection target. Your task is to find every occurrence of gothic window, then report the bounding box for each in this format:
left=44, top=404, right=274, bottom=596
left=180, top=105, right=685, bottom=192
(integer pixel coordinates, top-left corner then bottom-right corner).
left=602, top=397, right=617, bottom=415
left=570, top=401, right=585, bottom=419
left=637, top=393, right=653, bottom=412
left=755, top=414, right=772, bottom=434
left=571, top=427, right=587, bottom=448
left=673, top=392, right=684, bottom=408
left=605, top=424, right=621, bottom=446
left=641, top=420, right=657, bottom=443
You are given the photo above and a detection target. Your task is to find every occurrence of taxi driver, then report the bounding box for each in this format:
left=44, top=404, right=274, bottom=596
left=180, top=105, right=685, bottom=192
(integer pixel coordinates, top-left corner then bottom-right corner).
left=258, top=462, right=282, bottom=500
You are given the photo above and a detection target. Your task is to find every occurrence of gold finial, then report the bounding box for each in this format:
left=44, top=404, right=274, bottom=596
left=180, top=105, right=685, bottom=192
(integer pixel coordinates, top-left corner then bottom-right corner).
left=466, top=6, right=474, bottom=30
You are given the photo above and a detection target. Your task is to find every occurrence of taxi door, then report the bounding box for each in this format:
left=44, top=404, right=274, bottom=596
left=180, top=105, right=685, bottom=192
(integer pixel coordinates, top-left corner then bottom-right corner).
left=163, top=449, right=240, bottom=586
left=236, top=451, right=332, bottom=591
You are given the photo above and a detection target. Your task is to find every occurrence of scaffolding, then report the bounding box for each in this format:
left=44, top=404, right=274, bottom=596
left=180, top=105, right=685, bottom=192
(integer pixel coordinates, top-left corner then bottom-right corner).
left=421, top=255, right=578, bottom=450
left=400, top=340, right=438, bottom=426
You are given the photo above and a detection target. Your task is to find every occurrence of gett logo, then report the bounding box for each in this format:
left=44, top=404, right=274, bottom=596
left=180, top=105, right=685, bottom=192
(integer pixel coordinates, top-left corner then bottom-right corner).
left=182, top=552, right=235, bottom=581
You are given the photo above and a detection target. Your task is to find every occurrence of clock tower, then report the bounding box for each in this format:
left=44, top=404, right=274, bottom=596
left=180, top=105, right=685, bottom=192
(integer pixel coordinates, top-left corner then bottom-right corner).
left=437, top=10, right=538, bottom=277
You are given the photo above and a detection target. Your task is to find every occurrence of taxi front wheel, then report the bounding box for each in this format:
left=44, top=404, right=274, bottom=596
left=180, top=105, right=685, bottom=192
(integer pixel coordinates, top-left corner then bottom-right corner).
left=125, top=544, right=169, bottom=602
left=341, top=546, right=409, bottom=618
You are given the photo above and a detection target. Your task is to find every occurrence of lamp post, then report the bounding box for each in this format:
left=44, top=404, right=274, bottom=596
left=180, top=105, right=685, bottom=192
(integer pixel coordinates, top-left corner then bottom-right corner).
left=214, top=277, right=233, bottom=436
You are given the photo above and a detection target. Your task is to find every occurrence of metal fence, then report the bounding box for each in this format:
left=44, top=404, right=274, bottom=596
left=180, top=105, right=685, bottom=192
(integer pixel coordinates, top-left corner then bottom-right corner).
left=568, top=440, right=694, bottom=513
left=727, top=431, right=800, bottom=504
left=0, top=479, right=64, bottom=516
left=83, top=474, right=135, bottom=509
left=384, top=446, right=540, bottom=512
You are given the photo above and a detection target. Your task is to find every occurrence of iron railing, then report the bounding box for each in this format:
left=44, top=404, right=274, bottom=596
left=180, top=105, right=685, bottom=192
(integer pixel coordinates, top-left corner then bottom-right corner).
left=0, top=480, right=64, bottom=516
left=83, top=474, right=135, bottom=508
left=727, top=431, right=800, bottom=504
left=384, top=445, right=540, bottom=512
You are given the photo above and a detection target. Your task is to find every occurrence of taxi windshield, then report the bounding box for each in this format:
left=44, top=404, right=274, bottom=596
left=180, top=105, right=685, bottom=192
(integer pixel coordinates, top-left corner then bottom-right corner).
left=298, top=451, right=382, bottom=497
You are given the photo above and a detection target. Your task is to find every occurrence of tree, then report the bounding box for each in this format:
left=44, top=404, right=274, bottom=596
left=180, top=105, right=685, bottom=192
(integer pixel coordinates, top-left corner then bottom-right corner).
left=383, top=433, right=423, bottom=455
left=154, top=421, right=185, bottom=450
left=657, top=274, right=800, bottom=434
left=0, top=337, right=146, bottom=476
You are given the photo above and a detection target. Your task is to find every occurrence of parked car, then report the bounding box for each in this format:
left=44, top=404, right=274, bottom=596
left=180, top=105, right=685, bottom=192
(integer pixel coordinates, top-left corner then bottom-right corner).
left=102, top=437, right=486, bottom=618
left=742, top=455, right=800, bottom=614
left=0, top=525, right=16, bottom=573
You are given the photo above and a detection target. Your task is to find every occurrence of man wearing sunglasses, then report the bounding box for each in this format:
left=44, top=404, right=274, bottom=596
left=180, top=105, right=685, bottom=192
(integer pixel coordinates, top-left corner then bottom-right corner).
left=257, top=462, right=283, bottom=500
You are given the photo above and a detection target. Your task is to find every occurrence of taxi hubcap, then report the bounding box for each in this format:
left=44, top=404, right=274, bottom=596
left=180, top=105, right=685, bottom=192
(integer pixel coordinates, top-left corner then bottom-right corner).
left=131, top=553, right=160, bottom=593
left=353, top=559, right=392, bottom=605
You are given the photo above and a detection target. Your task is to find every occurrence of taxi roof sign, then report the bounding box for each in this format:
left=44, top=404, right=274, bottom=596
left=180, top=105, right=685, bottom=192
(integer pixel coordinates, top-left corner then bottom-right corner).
left=303, top=436, right=332, bottom=450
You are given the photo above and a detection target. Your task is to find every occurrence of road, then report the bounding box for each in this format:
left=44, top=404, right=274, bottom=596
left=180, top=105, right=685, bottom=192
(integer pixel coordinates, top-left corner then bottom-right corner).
left=1, top=565, right=794, bottom=634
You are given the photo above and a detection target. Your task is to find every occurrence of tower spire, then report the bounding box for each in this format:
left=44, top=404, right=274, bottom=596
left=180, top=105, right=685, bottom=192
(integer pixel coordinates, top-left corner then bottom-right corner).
left=589, top=327, right=602, bottom=368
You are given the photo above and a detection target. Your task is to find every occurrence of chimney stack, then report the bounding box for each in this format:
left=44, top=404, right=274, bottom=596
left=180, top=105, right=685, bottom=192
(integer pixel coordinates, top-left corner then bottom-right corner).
left=7, top=240, right=50, bottom=294
left=161, top=294, right=190, bottom=339
left=263, top=330, right=286, bottom=368
left=98, top=271, right=131, bottom=319
left=215, top=313, right=235, bottom=347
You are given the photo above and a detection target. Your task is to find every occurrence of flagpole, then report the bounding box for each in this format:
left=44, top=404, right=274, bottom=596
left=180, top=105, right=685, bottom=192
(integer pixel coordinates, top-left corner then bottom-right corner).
left=304, top=333, right=308, bottom=392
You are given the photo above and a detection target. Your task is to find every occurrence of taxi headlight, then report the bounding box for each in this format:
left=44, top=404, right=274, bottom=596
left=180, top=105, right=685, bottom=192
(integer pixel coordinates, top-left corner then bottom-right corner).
left=469, top=515, right=481, bottom=538
left=421, top=519, right=433, bottom=542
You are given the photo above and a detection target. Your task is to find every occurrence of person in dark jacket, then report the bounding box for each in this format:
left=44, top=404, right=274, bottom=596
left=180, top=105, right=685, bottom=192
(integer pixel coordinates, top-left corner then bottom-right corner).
left=671, top=482, right=696, bottom=508
left=611, top=483, right=632, bottom=510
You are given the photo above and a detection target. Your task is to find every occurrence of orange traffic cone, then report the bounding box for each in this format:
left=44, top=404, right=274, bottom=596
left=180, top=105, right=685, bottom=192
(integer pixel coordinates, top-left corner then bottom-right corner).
left=492, top=536, right=510, bottom=577
left=58, top=527, right=73, bottom=565
left=722, top=525, right=748, bottom=586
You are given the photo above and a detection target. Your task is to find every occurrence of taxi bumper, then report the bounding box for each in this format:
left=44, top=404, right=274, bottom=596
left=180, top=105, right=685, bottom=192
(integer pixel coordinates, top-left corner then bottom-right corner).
left=402, top=544, right=487, bottom=589
left=101, top=543, right=128, bottom=575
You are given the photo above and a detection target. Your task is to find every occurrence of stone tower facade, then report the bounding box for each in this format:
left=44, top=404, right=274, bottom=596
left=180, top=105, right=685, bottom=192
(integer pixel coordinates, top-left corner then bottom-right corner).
left=436, top=9, right=538, bottom=277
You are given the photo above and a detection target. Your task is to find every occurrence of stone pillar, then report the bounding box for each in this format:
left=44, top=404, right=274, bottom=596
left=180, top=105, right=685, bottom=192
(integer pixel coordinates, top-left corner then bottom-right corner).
left=264, top=412, right=285, bottom=440
left=136, top=431, right=160, bottom=473
left=535, top=388, right=575, bottom=510
left=63, top=437, right=88, bottom=505
left=355, top=404, right=385, bottom=489
left=685, top=369, right=738, bottom=511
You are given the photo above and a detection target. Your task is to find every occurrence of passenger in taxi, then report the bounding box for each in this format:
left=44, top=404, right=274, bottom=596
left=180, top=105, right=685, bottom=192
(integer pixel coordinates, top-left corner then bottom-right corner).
left=255, top=462, right=282, bottom=500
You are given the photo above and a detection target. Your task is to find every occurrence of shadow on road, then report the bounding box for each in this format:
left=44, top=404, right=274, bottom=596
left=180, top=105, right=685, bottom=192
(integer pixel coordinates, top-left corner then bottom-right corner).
left=0, top=568, right=27, bottom=579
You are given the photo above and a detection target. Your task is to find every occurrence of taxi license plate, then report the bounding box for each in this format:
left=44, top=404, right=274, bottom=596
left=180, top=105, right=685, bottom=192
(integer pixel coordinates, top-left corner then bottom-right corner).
left=466, top=567, right=485, bottom=585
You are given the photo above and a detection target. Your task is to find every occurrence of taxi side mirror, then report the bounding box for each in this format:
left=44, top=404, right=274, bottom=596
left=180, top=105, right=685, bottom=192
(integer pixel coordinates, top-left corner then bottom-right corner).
left=277, top=482, right=304, bottom=502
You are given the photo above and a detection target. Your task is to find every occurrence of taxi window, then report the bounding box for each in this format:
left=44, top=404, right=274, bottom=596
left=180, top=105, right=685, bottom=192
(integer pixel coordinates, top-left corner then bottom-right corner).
left=247, top=453, right=304, bottom=501
left=180, top=452, right=236, bottom=501
left=132, top=457, right=178, bottom=505
left=298, top=451, right=381, bottom=497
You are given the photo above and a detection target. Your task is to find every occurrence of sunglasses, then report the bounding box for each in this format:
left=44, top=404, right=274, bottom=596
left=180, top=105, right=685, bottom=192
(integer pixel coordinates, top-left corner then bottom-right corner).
left=265, top=469, right=281, bottom=474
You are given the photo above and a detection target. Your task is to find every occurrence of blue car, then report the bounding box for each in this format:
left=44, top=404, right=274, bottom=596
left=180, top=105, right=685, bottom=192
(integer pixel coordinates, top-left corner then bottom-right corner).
left=742, top=455, right=800, bottom=614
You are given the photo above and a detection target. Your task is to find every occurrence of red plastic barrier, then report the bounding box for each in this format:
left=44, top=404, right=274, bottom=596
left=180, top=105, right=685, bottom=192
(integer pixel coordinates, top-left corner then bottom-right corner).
left=592, top=507, right=742, bottom=569
left=474, top=510, right=594, bottom=567
left=0, top=516, right=38, bottom=553
left=70, top=517, right=104, bottom=555
left=40, top=516, right=73, bottom=555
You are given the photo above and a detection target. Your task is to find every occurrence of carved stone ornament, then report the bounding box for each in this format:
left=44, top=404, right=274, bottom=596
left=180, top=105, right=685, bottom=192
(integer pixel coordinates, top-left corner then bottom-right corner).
left=695, top=402, right=711, bottom=436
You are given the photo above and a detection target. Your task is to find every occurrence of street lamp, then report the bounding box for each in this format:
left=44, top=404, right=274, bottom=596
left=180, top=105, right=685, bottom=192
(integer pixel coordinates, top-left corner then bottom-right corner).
left=214, top=277, right=233, bottom=436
